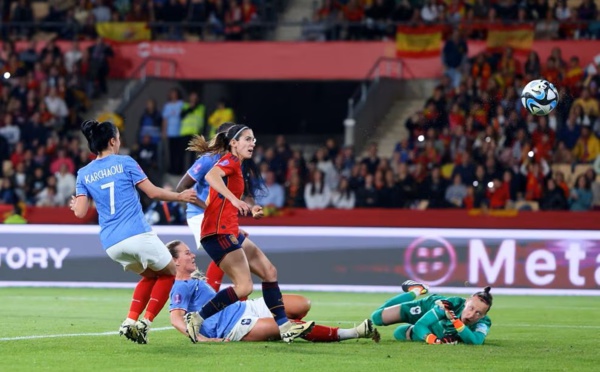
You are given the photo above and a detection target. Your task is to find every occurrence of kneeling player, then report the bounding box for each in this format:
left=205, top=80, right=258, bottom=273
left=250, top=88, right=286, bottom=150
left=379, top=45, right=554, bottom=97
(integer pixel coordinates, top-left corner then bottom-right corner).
left=167, top=240, right=380, bottom=343
left=370, top=280, right=492, bottom=345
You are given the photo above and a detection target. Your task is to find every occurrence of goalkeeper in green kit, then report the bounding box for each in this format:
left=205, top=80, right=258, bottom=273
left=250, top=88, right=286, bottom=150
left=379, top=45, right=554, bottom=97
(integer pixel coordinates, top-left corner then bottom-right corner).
left=370, top=281, right=493, bottom=345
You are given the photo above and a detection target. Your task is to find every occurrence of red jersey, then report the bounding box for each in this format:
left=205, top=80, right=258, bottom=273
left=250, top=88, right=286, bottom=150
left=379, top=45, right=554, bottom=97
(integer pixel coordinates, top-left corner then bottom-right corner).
left=201, top=153, right=244, bottom=239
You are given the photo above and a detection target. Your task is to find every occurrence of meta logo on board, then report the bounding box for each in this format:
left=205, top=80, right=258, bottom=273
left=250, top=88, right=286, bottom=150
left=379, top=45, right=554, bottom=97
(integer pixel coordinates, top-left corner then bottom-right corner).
left=0, top=247, right=70, bottom=270
left=404, top=236, right=600, bottom=287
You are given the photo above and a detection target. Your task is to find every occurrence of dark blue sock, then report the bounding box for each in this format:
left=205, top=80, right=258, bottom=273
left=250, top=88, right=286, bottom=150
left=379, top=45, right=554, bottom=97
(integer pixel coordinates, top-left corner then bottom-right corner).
left=199, top=287, right=239, bottom=319
left=262, top=281, right=288, bottom=326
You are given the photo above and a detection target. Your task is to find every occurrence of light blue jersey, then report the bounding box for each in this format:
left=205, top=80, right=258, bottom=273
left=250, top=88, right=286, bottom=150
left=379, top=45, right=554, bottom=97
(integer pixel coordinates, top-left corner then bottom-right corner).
left=169, top=278, right=246, bottom=339
left=75, top=155, right=151, bottom=249
left=185, top=153, right=221, bottom=218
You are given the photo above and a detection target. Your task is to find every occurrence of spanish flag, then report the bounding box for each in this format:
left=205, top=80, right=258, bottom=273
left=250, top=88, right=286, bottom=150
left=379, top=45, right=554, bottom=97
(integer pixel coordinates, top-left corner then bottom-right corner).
left=486, top=24, right=534, bottom=53
left=396, top=25, right=443, bottom=58
left=95, top=22, right=151, bottom=43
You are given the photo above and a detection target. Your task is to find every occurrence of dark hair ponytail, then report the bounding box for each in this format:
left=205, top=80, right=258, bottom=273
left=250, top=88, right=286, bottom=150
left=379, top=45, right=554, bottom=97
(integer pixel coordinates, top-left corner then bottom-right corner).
left=81, top=120, right=118, bottom=155
left=474, top=286, right=493, bottom=310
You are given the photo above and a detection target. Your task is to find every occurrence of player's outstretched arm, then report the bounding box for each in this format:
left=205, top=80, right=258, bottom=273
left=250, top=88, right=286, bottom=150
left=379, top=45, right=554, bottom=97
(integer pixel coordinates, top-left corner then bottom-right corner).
left=170, top=309, right=189, bottom=337
left=175, top=173, right=208, bottom=209
left=137, top=179, right=197, bottom=203
left=449, top=321, right=487, bottom=345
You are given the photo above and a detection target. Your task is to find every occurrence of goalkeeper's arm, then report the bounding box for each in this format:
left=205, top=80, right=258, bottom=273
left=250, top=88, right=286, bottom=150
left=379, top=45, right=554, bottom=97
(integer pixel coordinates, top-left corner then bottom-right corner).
left=411, top=308, right=444, bottom=344
left=448, top=318, right=487, bottom=345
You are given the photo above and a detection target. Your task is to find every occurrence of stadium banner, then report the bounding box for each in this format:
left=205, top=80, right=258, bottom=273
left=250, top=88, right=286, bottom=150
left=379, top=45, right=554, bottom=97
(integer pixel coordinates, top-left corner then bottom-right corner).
left=396, top=25, right=443, bottom=58
left=0, top=225, right=599, bottom=295
left=2, top=40, right=600, bottom=79
left=486, top=24, right=534, bottom=53
left=95, top=22, right=151, bottom=42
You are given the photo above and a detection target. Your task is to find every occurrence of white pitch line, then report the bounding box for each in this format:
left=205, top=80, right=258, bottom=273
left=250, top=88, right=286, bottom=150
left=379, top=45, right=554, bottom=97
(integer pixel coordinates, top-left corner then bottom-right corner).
left=2, top=322, right=599, bottom=342
left=0, top=326, right=173, bottom=342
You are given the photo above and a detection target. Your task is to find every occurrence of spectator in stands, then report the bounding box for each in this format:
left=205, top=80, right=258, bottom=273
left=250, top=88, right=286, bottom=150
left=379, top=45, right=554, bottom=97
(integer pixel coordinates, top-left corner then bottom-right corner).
left=256, top=170, right=285, bottom=208
left=331, top=177, right=355, bottom=209
left=64, top=41, right=83, bottom=75
left=187, top=0, right=208, bottom=39
left=55, top=163, right=76, bottom=206
left=162, top=88, right=185, bottom=175
left=586, top=167, right=600, bottom=208
left=343, top=0, right=364, bottom=40
left=421, top=0, right=441, bottom=23
left=207, top=98, right=234, bottom=137
left=284, top=172, right=305, bottom=208
left=0, top=176, right=19, bottom=204
left=573, top=125, right=600, bottom=163
left=10, top=0, right=34, bottom=39
left=50, top=148, right=75, bottom=175
left=44, top=87, right=69, bottom=127
left=25, top=166, right=45, bottom=204
left=87, top=36, right=114, bottom=97
left=180, top=91, right=205, bottom=140
left=535, top=9, right=559, bottom=40
left=445, top=173, right=467, bottom=208
left=394, top=162, right=417, bottom=208
left=361, top=142, right=380, bottom=175
left=419, top=165, right=448, bottom=208
left=139, top=99, right=163, bottom=144
left=304, top=169, right=331, bottom=209
left=540, top=178, right=568, bottom=210
left=569, top=175, right=593, bottom=211
left=442, top=30, right=468, bottom=89
left=355, top=173, right=377, bottom=208
left=573, top=88, right=600, bottom=118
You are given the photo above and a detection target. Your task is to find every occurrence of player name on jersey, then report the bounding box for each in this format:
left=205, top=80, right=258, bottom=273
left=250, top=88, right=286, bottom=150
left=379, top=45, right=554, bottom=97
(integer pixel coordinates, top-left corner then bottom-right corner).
left=83, top=164, right=124, bottom=184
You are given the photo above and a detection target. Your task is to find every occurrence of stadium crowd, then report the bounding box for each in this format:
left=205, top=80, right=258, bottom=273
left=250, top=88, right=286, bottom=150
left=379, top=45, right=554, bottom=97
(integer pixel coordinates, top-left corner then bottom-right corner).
left=254, top=46, right=600, bottom=212
left=0, top=35, right=112, bottom=209
left=302, top=0, right=600, bottom=41
left=2, top=0, right=599, bottom=42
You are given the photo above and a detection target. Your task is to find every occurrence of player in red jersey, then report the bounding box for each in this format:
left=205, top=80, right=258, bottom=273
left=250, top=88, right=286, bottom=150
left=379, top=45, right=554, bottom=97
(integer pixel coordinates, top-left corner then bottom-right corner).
left=184, top=124, right=315, bottom=344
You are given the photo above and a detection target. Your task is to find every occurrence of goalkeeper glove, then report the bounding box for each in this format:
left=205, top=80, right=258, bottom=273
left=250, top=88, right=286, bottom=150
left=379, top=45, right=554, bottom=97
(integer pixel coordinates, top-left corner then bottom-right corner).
left=440, top=335, right=459, bottom=344
left=435, top=300, right=457, bottom=321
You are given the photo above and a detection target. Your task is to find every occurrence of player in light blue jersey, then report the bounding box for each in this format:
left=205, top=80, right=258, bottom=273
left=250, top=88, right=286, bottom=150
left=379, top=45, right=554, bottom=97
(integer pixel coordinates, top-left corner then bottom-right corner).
left=166, top=240, right=378, bottom=343
left=70, top=120, right=197, bottom=344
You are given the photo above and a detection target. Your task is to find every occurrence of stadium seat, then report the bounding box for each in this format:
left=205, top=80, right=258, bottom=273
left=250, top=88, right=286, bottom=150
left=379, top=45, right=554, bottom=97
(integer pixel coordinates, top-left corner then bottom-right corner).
left=514, top=200, right=540, bottom=211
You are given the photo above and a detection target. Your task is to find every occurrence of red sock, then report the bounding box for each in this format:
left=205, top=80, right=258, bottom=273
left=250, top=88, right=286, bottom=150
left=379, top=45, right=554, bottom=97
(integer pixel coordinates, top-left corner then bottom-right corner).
left=143, top=275, right=175, bottom=322
left=127, top=276, right=157, bottom=321
left=302, top=325, right=339, bottom=342
left=206, top=261, right=224, bottom=292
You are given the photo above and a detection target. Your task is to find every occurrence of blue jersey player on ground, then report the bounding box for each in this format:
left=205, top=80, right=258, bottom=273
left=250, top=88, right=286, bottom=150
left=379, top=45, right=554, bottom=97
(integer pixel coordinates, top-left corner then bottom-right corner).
left=70, top=120, right=197, bottom=344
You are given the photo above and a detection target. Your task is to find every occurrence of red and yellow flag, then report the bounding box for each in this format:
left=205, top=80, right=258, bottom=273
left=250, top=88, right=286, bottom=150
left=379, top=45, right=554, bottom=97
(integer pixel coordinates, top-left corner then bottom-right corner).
left=486, top=24, right=534, bottom=53
left=95, top=22, right=151, bottom=43
left=396, top=26, right=443, bottom=58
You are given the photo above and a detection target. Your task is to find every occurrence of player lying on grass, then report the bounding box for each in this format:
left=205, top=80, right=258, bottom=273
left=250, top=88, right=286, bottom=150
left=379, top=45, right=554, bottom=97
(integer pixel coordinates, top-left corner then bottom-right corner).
left=167, top=240, right=380, bottom=343
left=370, top=281, right=492, bottom=345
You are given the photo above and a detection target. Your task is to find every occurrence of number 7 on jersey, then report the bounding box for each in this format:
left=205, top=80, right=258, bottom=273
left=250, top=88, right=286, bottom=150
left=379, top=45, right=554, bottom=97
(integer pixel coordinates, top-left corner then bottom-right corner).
left=101, top=181, right=116, bottom=215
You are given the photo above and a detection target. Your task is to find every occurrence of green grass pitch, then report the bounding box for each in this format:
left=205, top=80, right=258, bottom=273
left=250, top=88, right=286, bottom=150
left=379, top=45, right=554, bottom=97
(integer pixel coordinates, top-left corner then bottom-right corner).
left=0, top=288, right=597, bottom=371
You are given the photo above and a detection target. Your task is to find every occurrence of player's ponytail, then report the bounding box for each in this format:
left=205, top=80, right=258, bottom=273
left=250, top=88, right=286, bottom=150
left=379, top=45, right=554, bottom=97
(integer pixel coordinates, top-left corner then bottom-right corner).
left=81, top=120, right=117, bottom=155
left=473, top=286, right=493, bottom=310
left=187, top=122, right=237, bottom=156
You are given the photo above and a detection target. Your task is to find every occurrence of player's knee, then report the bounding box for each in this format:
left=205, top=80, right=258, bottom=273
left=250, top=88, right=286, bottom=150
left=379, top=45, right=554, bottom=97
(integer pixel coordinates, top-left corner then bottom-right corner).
left=235, top=281, right=253, bottom=298
left=371, top=309, right=384, bottom=326
left=393, top=325, right=411, bottom=341
left=262, top=263, right=278, bottom=282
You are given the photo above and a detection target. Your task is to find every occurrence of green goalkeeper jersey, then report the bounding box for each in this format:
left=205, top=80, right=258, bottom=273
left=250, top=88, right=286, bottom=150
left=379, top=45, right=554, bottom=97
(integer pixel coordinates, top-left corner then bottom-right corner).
left=402, top=294, right=492, bottom=345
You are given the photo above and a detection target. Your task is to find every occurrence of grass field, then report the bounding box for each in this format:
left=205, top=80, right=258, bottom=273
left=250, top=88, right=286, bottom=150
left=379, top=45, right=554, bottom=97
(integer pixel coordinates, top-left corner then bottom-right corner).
left=0, top=288, right=598, bottom=371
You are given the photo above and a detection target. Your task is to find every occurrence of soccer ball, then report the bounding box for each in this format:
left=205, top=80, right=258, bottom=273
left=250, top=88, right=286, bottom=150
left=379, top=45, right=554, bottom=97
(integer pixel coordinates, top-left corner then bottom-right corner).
left=520, top=79, right=559, bottom=116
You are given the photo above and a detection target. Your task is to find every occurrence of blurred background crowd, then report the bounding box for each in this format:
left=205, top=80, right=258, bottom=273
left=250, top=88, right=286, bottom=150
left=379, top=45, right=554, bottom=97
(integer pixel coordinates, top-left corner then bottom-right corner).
left=1, top=0, right=600, bottom=225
